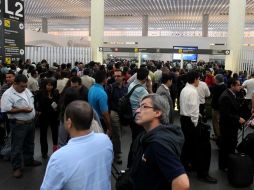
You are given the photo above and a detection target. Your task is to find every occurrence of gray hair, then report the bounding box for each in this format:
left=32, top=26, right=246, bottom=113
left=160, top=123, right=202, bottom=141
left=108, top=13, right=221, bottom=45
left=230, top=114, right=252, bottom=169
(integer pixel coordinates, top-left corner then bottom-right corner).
left=141, top=94, right=170, bottom=124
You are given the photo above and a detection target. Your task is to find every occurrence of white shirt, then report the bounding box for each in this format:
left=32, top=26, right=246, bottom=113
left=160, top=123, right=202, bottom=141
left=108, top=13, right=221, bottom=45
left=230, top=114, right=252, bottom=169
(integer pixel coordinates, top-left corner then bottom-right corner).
left=197, top=81, right=210, bottom=104
left=1, top=86, right=35, bottom=120
left=27, top=76, right=39, bottom=92
left=242, top=78, right=254, bottom=99
left=154, top=69, right=162, bottom=83
left=57, top=78, right=69, bottom=94
left=180, top=83, right=199, bottom=126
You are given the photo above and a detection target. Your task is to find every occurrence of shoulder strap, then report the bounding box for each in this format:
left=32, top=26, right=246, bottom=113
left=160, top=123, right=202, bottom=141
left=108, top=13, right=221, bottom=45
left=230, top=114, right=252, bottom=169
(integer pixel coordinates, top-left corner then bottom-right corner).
left=127, top=84, right=142, bottom=98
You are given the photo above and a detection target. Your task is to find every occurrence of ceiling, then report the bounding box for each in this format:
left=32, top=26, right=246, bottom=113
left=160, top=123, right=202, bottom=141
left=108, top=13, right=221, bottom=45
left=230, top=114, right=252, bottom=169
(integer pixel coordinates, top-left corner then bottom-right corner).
left=24, top=0, right=254, bottom=34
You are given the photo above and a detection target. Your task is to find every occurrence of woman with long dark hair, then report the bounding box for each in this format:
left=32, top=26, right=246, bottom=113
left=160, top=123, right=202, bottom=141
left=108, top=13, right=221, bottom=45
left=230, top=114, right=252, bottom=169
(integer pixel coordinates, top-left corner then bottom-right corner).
left=36, top=78, right=60, bottom=158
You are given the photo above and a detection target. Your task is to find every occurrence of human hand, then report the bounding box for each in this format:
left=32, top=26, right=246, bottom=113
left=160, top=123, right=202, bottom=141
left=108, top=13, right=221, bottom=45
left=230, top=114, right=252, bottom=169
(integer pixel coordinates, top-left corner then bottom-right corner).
left=107, top=128, right=112, bottom=138
left=23, top=107, right=33, bottom=113
left=239, top=117, right=246, bottom=124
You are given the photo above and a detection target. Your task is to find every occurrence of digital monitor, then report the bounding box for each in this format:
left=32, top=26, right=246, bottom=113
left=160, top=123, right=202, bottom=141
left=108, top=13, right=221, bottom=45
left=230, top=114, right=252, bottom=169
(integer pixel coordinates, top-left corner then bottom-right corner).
left=173, top=46, right=198, bottom=62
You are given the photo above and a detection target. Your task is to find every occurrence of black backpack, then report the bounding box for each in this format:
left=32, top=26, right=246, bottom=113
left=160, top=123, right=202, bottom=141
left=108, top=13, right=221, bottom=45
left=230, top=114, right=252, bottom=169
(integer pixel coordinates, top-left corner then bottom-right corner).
left=118, top=84, right=142, bottom=125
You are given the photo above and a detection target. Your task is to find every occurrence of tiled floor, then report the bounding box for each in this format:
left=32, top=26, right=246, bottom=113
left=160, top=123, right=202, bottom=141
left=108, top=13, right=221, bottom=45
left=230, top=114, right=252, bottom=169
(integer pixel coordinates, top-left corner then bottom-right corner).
left=0, top=116, right=254, bottom=190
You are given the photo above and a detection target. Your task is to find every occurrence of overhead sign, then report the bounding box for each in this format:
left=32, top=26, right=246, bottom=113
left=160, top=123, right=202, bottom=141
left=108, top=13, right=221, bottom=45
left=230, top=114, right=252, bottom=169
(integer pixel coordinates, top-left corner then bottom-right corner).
left=4, top=0, right=24, bottom=22
left=0, top=0, right=25, bottom=65
left=99, top=47, right=231, bottom=55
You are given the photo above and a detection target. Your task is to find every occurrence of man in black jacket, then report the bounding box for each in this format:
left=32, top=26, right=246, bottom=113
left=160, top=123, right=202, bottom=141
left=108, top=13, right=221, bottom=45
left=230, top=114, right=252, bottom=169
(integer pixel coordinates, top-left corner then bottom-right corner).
left=210, top=74, right=227, bottom=142
left=129, top=94, right=189, bottom=190
left=218, top=78, right=245, bottom=171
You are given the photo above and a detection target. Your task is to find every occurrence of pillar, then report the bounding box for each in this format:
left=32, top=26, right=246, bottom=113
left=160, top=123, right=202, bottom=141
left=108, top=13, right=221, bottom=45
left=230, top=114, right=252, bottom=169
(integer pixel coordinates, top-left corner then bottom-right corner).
left=142, top=15, right=148, bottom=36
left=91, top=0, right=104, bottom=63
left=42, top=18, right=48, bottom=33
left=225, top=0, right=246, bottom=72
left=202, top=14, right=209, bottom=37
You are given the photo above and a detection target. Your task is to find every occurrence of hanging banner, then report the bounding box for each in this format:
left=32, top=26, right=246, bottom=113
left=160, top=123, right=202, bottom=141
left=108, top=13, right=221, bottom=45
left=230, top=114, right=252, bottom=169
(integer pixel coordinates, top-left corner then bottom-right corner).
left=1, top=0, right=25, bottom=65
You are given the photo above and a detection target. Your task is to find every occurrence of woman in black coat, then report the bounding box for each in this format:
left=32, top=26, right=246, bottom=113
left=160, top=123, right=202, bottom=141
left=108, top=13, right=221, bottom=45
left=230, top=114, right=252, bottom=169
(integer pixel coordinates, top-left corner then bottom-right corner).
left=36, top=78, right=60, bottom=158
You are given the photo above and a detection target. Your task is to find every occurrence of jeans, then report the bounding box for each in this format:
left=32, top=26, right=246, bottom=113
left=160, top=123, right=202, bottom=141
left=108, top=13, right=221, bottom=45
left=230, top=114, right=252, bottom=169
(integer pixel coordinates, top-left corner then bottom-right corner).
left=9, top=120, right=35, bottom=170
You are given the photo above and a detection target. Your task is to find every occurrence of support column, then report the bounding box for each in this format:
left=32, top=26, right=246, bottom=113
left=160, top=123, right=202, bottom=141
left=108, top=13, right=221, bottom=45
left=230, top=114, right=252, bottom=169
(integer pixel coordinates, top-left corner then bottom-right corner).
left=42, top=18, right=48, bottom=33
left=91, top=0, right=104, bottom=63
left=202, top=14, right=209, bottom=37
left=225, top=0, right=246, bottom=72
left=142, top=15, right=148, bottom=36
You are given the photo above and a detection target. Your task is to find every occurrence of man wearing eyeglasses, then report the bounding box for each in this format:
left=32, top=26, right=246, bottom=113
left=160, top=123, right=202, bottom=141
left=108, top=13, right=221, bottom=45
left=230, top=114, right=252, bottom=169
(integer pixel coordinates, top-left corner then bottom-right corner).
left=128, top=94, right=189, bottom=190
left=108, top=69, right=127, bottom=164
left=128, top=67, right=152, bottom=141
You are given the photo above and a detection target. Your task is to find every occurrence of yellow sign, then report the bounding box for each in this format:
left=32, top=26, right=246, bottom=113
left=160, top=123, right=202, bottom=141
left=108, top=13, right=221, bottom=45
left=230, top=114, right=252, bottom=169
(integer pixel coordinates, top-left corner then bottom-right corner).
left=134, top=48, right=139, bottom=53
left=5, top=57, right=11, bottom=65
left=178, top=49, right=183, bottom=54
left=4, top=19, right=10, bottom=28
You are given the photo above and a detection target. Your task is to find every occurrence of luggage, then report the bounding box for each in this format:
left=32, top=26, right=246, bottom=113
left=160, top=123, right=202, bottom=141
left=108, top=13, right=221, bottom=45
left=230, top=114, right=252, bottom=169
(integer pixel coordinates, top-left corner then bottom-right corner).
left=228, top=153, right=253, bottom=187
left=237, top=132, right=254, bottom=160
left=227, top=120, right=253, bottom=187
left=237, top=116, right=254, bottom=159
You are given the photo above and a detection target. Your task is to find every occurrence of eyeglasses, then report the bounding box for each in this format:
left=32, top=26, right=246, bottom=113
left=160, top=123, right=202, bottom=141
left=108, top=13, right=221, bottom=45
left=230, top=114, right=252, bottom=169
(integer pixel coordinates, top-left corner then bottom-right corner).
left=137, top=104, right=154, bottom=111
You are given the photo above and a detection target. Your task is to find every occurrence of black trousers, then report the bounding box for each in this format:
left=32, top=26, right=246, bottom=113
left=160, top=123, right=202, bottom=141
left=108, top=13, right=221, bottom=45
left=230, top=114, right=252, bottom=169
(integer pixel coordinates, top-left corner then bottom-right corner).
left=39, top=115, right=59, bottom=156
left=180, top=116, right=211, bottom=176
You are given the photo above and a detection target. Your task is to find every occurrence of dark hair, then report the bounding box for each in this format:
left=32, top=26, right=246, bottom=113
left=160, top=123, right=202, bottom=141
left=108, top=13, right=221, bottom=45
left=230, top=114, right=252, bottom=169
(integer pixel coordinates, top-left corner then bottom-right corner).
left=215, top=74, right=224, bottom=83
left=115, top=62, right=121, bottom=69
left=30, top=70, right=37, bottom=77
left=227, top=78, right=239, bottom=88
left=114, top=69, right=122, bottom=74
left=67, top=63, right=72, bottom=69
left=83, top=68, right=90, bottom=75
left=161, top=73, right=173, bottom=84
left=42, top=78, right=55, bottom=89
left=60, top=71, right=69, bottom=79
left=137, top=67, right=149, bottom=81
left=65, top=100, right=93, bottom=130
left=70, top=76, right=82, bottom=85
left=71, top=69, right=77, bottom=74
left=14, top=74, right=28, bottom=83
left=187, top=71, right=199, bottom=84
left=232, top=73, right=238, bottom=80
left=94, top=70, right=107, bottom=83
left=6, top=70, right=15, bottom=76
left=61, top=64, right=67, bottom=70
left=63, top=88, right=80, bottom=107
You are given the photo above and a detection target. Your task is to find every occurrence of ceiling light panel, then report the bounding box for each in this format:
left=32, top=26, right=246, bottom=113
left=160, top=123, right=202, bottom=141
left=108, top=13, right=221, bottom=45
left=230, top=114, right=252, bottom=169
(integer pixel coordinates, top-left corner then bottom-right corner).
left=24, top=0, right=254, bottom=34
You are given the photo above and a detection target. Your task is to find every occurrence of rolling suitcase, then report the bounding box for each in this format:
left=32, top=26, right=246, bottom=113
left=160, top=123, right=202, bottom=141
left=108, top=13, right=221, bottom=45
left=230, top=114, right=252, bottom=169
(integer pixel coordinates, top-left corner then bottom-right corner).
left=228, top=153, right=253, bottom=187
left=227, top=121, right=253, bottom=187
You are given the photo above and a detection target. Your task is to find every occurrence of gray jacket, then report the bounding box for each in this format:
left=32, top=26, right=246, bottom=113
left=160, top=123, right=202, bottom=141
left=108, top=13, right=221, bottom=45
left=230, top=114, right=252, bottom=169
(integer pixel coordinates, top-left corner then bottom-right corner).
left=156, top=85, right=174, bottom=124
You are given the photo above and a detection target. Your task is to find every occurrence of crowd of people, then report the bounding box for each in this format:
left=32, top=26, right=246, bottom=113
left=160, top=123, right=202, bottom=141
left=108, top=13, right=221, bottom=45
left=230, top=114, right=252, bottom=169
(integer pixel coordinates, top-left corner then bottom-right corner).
left=0, top=58, right=252, bottom=190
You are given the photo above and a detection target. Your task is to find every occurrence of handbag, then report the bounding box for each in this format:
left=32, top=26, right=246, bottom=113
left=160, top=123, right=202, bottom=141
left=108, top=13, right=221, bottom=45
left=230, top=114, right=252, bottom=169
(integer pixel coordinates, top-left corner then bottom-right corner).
left=112, top=164, right=133, bottom=190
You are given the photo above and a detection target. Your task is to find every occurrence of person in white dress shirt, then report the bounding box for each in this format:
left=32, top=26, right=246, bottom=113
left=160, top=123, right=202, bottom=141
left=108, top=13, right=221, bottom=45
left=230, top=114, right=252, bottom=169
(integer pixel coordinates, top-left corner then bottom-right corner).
left=197, top=80, right=210, bottom=122
left=180, top=71, right=217, bottom=184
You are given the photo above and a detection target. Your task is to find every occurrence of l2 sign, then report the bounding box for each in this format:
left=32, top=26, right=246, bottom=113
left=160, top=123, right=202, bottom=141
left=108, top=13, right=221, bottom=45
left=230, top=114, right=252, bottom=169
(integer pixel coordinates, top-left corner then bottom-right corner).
left=0, top=0, right=25, bottom=64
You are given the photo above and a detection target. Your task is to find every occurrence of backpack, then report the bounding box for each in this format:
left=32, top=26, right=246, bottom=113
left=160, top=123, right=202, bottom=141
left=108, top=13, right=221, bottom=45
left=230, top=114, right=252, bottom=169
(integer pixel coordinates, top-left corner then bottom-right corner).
left=118, top=84, right=142, bottom=125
